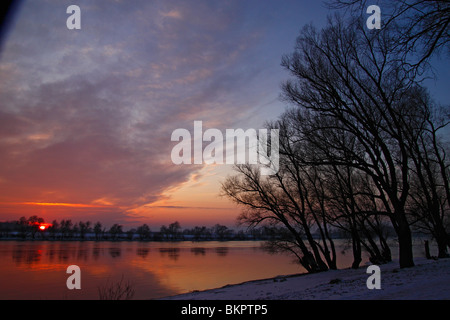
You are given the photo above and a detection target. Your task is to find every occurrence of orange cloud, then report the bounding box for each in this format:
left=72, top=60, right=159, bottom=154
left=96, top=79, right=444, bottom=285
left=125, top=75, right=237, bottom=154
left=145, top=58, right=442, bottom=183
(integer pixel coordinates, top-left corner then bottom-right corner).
left=13, top=202, right=113, bottom=208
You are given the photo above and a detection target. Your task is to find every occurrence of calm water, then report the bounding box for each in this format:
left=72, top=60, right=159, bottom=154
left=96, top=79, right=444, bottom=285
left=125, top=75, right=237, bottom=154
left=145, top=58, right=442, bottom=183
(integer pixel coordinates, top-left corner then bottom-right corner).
left=0, top=240, right=430, bottom=300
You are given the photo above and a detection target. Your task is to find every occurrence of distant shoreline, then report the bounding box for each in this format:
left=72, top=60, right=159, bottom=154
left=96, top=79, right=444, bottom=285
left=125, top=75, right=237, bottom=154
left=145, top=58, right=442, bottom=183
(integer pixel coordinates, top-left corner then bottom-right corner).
left=0, top=235, right=433, bottom=243
left=0, top=237, right=267, bottom=243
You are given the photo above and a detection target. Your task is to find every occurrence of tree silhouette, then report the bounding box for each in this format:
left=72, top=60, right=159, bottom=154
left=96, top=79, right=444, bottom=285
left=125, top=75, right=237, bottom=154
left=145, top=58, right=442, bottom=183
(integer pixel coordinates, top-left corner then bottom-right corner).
left=279, top=14, right=428, bottom=268
left=222, top=13, right=448, bottom=270
left=136, top=224, right=151, bottom=240
left=328, top=0, right=450, bottom=70
left=109, top=224, right=123, bottom=241
left=94, top=222, right=102, bottom=240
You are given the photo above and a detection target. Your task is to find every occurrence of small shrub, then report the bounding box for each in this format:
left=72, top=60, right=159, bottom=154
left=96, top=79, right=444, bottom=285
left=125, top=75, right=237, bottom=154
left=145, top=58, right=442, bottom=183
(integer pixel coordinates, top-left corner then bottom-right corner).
left=98, top=275, right=135, bottom=300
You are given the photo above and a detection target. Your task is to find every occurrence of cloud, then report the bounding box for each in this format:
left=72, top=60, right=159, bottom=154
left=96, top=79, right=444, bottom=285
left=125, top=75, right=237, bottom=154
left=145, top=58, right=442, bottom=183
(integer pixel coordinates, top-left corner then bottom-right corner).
left=0, top=71, right=194, bottom=214
left=9, top=202, right=114, bottom=208
left=160, top=9, right=182, bottom=20
left=145, top=205, right=230, bottom=210
left=0, top=0, right=330, bottom=225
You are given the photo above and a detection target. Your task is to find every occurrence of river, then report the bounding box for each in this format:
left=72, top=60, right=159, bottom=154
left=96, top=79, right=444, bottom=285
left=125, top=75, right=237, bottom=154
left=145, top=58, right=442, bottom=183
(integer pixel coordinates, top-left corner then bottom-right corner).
left=0, top=239, right=430, bottom=299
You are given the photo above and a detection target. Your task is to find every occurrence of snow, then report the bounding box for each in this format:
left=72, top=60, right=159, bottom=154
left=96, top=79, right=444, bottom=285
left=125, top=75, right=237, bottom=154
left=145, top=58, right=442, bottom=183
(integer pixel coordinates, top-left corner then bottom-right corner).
left=164, top=258, right=450, bottom=300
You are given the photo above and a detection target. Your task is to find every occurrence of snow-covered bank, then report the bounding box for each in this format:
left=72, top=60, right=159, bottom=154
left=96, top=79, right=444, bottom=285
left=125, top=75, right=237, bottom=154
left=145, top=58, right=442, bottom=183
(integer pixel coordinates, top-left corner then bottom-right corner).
left=164, top=258, right=450, bottom=300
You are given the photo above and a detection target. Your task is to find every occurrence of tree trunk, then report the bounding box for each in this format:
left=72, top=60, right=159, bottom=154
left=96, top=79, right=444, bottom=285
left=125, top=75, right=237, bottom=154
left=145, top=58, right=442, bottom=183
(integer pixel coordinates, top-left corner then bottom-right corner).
left=424, top=240, right=431, bottom=259
left=397, top=216, right=415, bottom=268
left=433, top=218, right=449, bottom=258
left=351, top=232, right=362, bottom=269
left=292, top=233, right=322, bottom=273
left=436, top=235, right=449, bottom=258
left=380, top=236, right=392, bottom=262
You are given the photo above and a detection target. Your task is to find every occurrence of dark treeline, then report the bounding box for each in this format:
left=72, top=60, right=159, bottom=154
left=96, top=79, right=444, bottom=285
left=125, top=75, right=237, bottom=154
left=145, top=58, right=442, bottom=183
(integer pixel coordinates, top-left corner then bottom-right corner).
left=222, top=1, right=450, bottom=273
left=0, top=216, right=311, bottom=242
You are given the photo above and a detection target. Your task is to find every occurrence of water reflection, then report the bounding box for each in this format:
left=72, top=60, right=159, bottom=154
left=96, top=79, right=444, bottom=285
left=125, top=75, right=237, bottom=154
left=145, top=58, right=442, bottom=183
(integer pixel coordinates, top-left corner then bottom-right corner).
left=12, top=247, right=43, bottom=265
left=191, top=247, right=206, bottom=256
left=0, top=240, right=436, bottom=300
left=108, top=247, right=121, bottom=258
left=159, top=247, right=180, bottom=261
left=58, top=247, right=71, bottom=262
left=215, top=247, right=229, bottom=257
left=92, top=246, right=101, bottom=260
left=77, top=247, right=89, bottom=261
left=9, top=243, right=237, bottom=264
left=136, top=247, right=150, bottom=258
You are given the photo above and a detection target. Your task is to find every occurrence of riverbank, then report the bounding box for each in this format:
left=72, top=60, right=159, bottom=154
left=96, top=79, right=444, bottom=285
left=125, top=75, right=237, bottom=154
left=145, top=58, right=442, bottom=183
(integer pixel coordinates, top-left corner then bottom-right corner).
left=164, top=257, right=450, bottom=300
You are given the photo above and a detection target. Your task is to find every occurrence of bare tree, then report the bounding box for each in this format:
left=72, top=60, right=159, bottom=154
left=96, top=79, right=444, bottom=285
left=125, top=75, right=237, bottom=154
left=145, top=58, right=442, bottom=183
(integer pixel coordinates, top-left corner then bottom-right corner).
left=327, top=0, right=450, bottom=70
left=93, top=221, right=102, bottom=240
left=222, top=116, right=339, bottom=273
left=109, top=224, right=123, bottom=241
left=136, top=224, right=151, bottom=240
left=78, top=221, right=91, bottom=240
left=213, top=224, right=232, bottom=240
left=403, top=89, right=450, bottom=257
left=49, top=220, right=59, bottom=240
left=190, top=226, right=211, bottom=241
left=168, top=221, right=182, bottom=240
left=60, top=219, right=73, bottom=239
left=279, top=14, right=434, bottom=267
left=222, top=163, right=330, bottom=273
left=324, top=157, right=392, bottom=267
left=27, top=215, right=44, bottom=239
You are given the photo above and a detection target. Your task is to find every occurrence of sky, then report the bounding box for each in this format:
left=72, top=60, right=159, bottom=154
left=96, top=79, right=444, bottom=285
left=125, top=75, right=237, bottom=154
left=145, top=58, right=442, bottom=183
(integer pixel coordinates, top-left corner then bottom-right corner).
left=0, top=0, right=448, bottom=230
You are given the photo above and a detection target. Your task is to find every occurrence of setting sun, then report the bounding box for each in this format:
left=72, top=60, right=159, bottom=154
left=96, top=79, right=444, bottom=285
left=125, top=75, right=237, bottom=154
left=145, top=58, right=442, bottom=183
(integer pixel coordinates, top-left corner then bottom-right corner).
left=37, top=223, right=52, bottom=231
